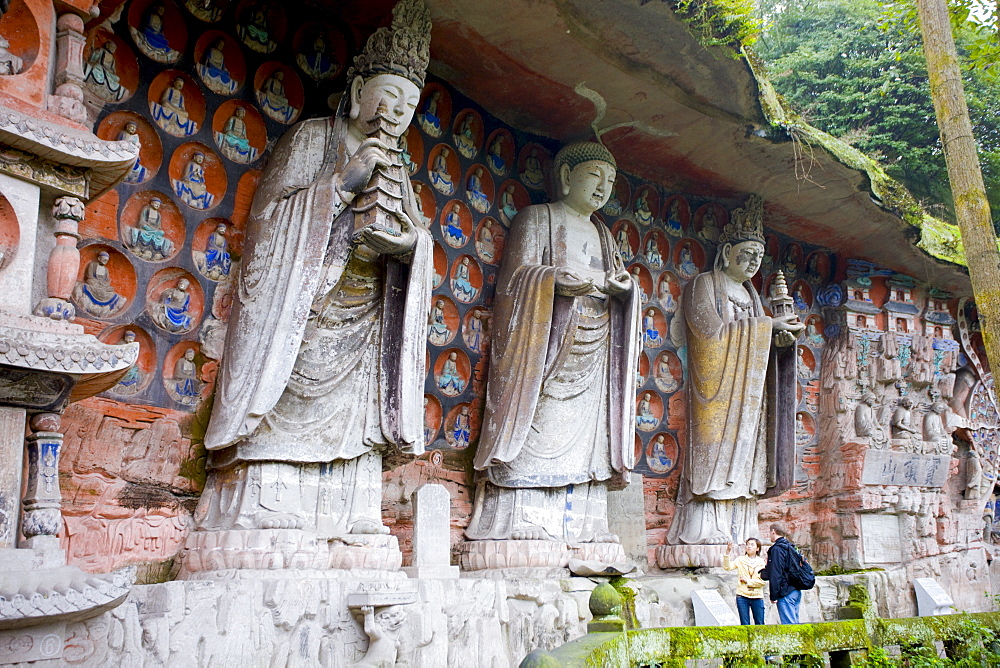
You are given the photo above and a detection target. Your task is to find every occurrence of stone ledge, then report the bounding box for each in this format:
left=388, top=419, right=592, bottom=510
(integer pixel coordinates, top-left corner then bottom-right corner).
left=0, top=564, right=132, bottom=630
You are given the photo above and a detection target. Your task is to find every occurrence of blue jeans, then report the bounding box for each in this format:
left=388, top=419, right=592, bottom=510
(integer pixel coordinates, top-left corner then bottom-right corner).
left=736, top=596, right=765, bottom=625
left=776, top=589, right=802, bottom=624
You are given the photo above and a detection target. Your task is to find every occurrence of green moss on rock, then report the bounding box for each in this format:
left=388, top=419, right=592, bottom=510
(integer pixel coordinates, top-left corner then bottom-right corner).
left=546, top=614, right=1000, bottom=666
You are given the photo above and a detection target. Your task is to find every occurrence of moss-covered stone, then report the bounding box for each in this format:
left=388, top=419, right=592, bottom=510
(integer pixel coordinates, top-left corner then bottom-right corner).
left=587, top=583, right=626, bottom=633
left=519, top=649, right=562, bottom=668
left=545, top=613, right=1000, bottom=666
left=609, top=576, right=640, bottom=630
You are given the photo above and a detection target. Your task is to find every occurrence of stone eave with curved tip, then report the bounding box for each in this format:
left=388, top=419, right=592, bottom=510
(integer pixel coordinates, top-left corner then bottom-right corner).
left=418, top=0, right=972, bottom=294
left=0, top=102, right=138, bottom=200
left=0, top=566, right=132, bottom=630
left=0, top=317, right=139, bottom=408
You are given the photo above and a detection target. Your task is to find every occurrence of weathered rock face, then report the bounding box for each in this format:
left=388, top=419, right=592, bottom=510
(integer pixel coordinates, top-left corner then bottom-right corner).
left=0, top=0, right=995, bottom=665
left=58, top=398, right=198, bottom=577
left=29, top=0, right=991, bottom=599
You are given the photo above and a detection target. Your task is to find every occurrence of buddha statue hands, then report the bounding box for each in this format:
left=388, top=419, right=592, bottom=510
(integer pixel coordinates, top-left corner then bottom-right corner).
left=554, top=267, right=595, bottom=297
left=333, top=136, right=396, bottom=203
left=772, top=313, right=804, bottom=348
left=357, top=212, right=417, bottom=256
left=602, top=266, right=633, bottom=297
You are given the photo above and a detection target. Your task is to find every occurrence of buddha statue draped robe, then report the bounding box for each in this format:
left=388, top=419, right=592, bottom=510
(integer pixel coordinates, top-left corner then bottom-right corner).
left=667, top=268, right=796, bottom=545
left=197, top=110, right=433, bottom=536
left=467, top=203, right=641, bottom=543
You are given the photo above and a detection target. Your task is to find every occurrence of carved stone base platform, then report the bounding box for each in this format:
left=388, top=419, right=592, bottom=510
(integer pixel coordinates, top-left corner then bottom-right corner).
left=329, top=534, right=402, bottom=571
left=655, top=543, right=728, bottom=568
left=8, top=560, right=986, bottom=665
left=568, top=542, right=634, bottom=576
left=0, top=547, right=133, bottom=665
left=179, top=529, right=402, bottom=577
left=569, top=541, right=628, bottom=565
left=458, top=539, right=571, bottom=570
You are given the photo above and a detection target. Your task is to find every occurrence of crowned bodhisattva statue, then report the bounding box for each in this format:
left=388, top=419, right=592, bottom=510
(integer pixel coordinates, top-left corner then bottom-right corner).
left=462, top=141, right=642, bottom=571
left=659, top=194, right=803, bottom=568
left=183, top=0, right=433, bottom=575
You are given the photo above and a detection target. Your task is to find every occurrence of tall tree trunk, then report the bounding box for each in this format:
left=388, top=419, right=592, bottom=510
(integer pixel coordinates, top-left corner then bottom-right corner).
left=916, top=0, right=999, bottom=370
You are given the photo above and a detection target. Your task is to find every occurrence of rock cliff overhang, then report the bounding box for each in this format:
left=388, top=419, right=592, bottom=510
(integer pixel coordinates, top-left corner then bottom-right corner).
left=415, top=0, right=970, bottom=293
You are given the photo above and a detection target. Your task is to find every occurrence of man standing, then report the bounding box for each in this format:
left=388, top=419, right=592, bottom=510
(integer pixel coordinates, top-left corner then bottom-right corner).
left=761, top=523, right=802, bottom=624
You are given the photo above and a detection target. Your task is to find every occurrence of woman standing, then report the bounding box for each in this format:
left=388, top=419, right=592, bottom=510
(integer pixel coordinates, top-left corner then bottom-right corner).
left=723, top=539, right=767, bottom=625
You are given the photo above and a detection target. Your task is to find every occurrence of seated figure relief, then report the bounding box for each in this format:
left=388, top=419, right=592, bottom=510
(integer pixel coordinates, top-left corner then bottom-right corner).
left=72, top=251, right=128, bottom=318
left=126, top=198, right=174, bottom=260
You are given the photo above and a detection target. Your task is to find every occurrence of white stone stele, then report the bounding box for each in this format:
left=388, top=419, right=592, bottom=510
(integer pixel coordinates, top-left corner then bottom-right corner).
left=402, top=484, right=459, bottom=579
left=861, top=514, right=903, bottom=564
left=913, top=577, right=955, bottom=616
left=691, top=589, right=740, bottom=626
left=607, top=472, right=650, bottom=570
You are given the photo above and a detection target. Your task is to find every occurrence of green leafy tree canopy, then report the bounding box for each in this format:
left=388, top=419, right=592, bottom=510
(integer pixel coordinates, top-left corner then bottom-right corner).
left=755, top=0, right=1000, bottom=229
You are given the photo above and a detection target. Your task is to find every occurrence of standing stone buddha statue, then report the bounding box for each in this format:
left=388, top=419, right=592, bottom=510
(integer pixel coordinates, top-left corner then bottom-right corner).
left=660, top=194, right=803, bottom=568
left=184, top=0, right=433, bottom=575
left=463, top=141, right=642, bottom=571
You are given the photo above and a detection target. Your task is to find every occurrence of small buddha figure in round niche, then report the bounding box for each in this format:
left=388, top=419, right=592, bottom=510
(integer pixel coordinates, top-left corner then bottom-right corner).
left=216, top=107, right=257, bottom=163
left=467, top=166, right=489, bottom=213
left=195, top=222, right=232, bottom=280
left=151, top=277, right=194, bottom=333
left=111, top=330, right=145, bottom=396
left=427, top=298, right=450, bottom=346
left=127, top=197, right=174, bottom=260
left=451, top=256, right=477, bottom=302
left=257, top=70, right=298, bottom=124
left=499, top=183, right=519, bottom=226
left=73, top=250, right=128, bottom=318
left=171, top=348, right=203, bottom=406
left=173, top=152, right=215, bottom=210
left=297, top=34, right=338, bottom=81
left=152, top=77, right=198, bottom=136
left=132, top=1, right=181, bottom=63
left=84, top=40, right=126, bottom=101
left=519, top=147, right=545, bottom=190
left=118, top=122, right=150, bottom=184
left=198, top=38, right=239, bottom=95
left=429, top=146, right=454, bottom=195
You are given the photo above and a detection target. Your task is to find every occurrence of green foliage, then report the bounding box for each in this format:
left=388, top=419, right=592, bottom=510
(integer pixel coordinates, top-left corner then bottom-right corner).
left=813, top=564, right=885, bottom=577
left=882, top=0, right=1000, bottom=76
left=551, top=612, right=1000, bottom=666
left=754, top=0, right=1000, bottom=231
left=667, top=0, right=763, bottom=49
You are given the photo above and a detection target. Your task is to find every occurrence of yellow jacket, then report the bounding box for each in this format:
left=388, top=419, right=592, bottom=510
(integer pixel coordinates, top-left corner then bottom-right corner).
left=722, top=553, right=766, bottom=599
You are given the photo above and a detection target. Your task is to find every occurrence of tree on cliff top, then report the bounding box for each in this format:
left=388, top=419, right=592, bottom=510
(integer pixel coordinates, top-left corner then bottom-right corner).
left=755, top=0, right=1000, bottom=231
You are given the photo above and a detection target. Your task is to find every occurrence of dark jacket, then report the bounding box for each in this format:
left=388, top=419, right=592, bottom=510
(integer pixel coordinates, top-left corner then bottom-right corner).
left=760, top=537, right=797, bottom=601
